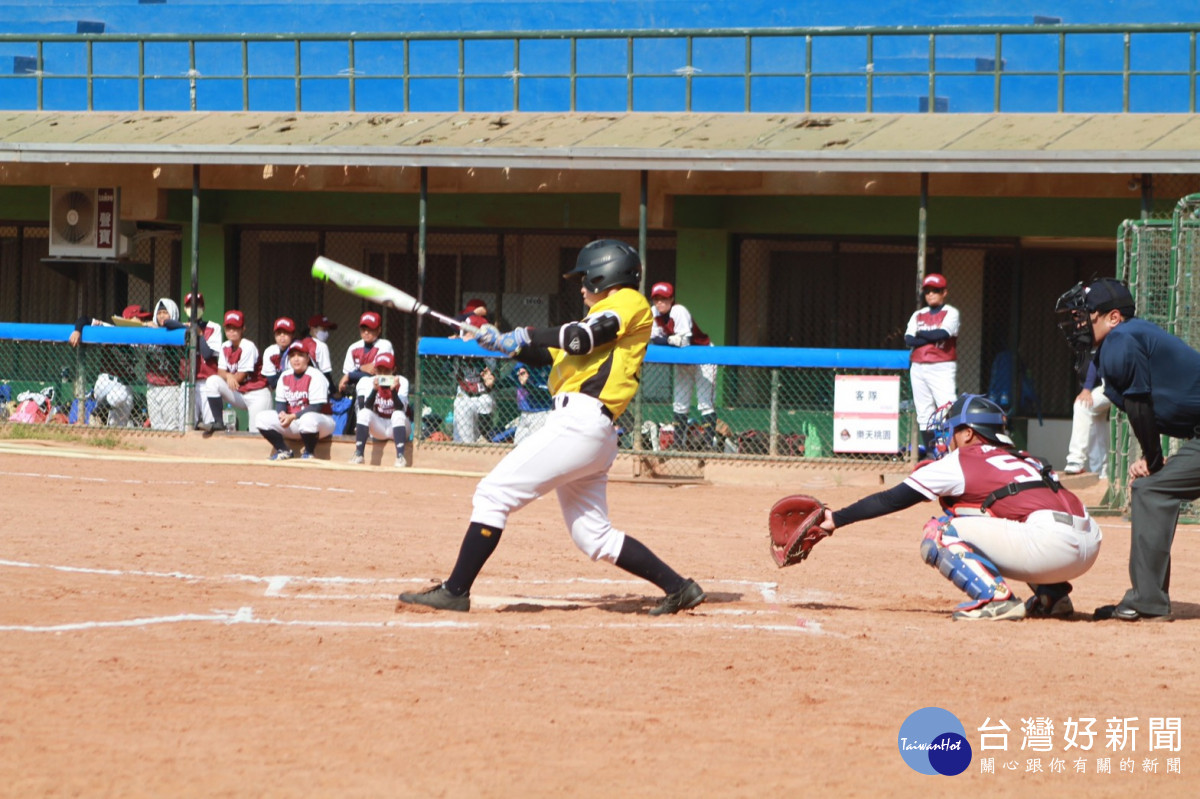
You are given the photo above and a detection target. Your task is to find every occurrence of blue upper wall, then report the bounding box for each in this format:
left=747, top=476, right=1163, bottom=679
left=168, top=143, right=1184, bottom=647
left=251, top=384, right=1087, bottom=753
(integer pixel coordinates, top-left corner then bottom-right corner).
left=1, top=2, right=1197, bottom=113
left=0, top=1, right=1193, bottom=36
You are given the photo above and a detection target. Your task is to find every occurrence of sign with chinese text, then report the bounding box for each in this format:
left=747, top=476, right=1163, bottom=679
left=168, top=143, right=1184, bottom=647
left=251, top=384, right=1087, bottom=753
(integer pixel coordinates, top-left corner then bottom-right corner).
left=833, top=374, right=901, bottom=454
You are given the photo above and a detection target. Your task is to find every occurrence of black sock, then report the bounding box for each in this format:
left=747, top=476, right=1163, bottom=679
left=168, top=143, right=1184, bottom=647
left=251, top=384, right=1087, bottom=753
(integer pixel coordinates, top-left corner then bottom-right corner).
left=393, top=425, right=406, bottom=457
left=261, top=429, right=287, bottom=451
left=615, top=535, right=686, bottom=593
left=300, top=432, right=318, bottom=454
left=207, top=397, right=224, bottom=425
left=444, top=522, right=503, bottom=596
left=355, top=424, right=368, bottom=455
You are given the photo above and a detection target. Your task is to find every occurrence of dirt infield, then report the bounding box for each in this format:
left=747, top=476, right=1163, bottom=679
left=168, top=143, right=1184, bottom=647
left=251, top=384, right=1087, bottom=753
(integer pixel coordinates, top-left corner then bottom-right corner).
left=1, top=441, right=1196, bottom=797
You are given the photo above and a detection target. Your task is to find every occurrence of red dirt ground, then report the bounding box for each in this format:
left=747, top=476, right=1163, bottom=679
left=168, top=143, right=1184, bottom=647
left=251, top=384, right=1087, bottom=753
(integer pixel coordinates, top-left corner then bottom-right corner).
left=0, top=440, right=1196, bottom=798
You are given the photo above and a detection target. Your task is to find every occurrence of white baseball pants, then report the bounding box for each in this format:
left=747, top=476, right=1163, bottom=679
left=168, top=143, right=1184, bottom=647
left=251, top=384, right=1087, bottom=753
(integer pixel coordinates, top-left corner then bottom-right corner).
left=357, top=408, right=406, bottom=440
left=1066, top=381, right=1111, bottom=475
left=950, top=510, right=1102, bottom=584
left=202, top=376, right=273, bottom=425
left=910, top=361, right=957, bottom=431
left=471, top=392, right=625, bottom=563
left=453, top=391, right=495, bottom=443
left=672, top=362, right=716, bottom=416
left=254, top=409, right=336, bottom=440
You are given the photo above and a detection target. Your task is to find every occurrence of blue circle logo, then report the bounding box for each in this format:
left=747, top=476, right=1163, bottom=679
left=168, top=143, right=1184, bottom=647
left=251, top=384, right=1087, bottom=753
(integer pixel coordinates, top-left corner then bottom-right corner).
left=898, top=707, right=972, bottom=776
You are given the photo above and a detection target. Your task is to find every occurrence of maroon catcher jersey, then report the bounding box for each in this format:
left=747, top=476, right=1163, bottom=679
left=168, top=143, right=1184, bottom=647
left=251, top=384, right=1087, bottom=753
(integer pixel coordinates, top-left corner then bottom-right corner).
left=904, top=444, right=1085, bottom=521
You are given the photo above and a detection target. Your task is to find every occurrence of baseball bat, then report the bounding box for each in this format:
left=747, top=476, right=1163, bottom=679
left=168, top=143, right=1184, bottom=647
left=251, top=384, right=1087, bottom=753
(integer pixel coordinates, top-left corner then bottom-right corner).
left=311, top=256, right=480, bottom=335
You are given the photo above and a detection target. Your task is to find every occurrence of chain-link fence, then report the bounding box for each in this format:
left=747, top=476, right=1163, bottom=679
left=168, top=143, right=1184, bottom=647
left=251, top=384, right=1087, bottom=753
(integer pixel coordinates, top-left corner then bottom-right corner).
left=1102, top=193, right=1200, bottom=518
left=414, top=337, right=917, bottom=476
left=0, top=324, right=190, bottom=432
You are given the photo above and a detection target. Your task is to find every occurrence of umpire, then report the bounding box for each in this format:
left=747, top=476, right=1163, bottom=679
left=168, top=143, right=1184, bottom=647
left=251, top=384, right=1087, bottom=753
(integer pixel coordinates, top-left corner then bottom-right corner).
left=1058, top=278, right=1200, bottom=621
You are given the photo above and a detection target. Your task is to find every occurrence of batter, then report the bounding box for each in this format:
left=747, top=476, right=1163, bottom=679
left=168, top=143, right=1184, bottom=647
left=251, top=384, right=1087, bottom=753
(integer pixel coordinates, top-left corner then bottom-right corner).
left=397, top=239, right=707, bottom=616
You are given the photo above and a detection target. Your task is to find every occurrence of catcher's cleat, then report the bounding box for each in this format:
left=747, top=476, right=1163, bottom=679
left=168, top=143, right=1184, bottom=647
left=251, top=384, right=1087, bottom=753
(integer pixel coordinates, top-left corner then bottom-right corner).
left=952, top=597, right=1026, bottom=621
left=269, top=448, right=294, bottom=461
left=1025, top=583, right=1074, bottom=618
left=397, top=583, right=470, bottom=612
left=649, top=578, right=706, bottom=616
left=349, top=454, right=365, bottom=464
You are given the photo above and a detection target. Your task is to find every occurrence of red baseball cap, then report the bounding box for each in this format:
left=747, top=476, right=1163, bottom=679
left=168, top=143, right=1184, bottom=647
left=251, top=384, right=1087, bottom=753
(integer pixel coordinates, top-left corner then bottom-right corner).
left=223, top=310, right=245, bottom=328
left=273, top=316, right=296, bottom=333
left=184, top=292, right=204, bottom=306
left=287, top=339, right=316, bottom=359
left=922, top=274, right=948, bottom=290
left=462, top=298, right=487, bottom=315
left=359, top=311, right=382, bottom=330
left=121, top=304, right=152, bottom=321
left=650, top=282, right=674, bottom=299
left=307, top=313, right=338, bottom=330
left=375, top=352, right=395, bottom=370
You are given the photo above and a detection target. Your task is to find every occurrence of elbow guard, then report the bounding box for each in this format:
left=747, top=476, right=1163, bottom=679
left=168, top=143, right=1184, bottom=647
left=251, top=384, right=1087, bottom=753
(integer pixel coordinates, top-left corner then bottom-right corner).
left=558, top=311, right=620, bottom=354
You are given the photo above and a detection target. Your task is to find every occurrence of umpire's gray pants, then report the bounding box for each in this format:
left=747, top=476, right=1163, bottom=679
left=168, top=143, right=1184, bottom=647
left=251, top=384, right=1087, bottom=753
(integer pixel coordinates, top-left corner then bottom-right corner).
left=1124, top=438, right=1200, bottom=615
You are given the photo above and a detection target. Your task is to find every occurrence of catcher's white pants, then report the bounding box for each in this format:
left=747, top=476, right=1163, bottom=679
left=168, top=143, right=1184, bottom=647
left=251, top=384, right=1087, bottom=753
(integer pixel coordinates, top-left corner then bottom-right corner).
left=910, top=361, right=957, bottom=431
left=471, top=392, right=625, bottom=563
left=672, top=361, right=716, bottom=416
left=1066, top=381, right=1111, bottom=476
left=201, top=376, right=272, bottom=425
left=254, top=410, right=335, bottom=440
left=453, top=391, right=495, bottom=443
left=950, top=511, right=1102, bottom=584
left=357, top=408, right=406, bottom=440
left=147, top=384, right=185, bottom=432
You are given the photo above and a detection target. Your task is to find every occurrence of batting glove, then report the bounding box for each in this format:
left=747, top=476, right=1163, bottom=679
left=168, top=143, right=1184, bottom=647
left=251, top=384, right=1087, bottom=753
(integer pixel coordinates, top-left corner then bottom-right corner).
left=473, top=324, right=502, bottom=350
left=495, top=327, right=532, bottom=356
left=667, top=334, right=685, bottom=347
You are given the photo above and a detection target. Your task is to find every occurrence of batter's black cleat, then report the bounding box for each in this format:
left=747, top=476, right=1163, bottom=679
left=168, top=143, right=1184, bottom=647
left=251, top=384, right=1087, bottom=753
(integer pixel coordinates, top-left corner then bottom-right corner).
left=397, top=583, right=470, bottom=612
left=1093, top=603, right=1172, bottom=622
left=649, top=578, right=706, bottom=616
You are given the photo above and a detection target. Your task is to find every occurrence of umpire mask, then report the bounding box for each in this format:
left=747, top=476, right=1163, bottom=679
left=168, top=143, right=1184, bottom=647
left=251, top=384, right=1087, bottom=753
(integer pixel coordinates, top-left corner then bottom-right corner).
left=1055, top=282, right=1094, bottom=352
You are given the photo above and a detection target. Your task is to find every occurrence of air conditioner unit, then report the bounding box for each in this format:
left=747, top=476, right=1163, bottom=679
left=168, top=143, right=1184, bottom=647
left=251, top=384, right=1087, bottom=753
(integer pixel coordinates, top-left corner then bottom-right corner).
left=48, top=187, right=129, bottom=259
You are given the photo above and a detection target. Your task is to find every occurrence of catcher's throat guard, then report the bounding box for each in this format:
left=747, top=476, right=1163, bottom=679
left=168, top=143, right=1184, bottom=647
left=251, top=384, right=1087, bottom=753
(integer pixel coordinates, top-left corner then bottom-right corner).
left=768, top=494, right=828, bottom=567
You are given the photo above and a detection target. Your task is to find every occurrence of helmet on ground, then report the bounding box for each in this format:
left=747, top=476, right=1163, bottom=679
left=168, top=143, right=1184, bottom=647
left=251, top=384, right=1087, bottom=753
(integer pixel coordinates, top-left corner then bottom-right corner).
left=565, top=239, right=641, bottom=292
left=935, top=393, right=1014, bottom=449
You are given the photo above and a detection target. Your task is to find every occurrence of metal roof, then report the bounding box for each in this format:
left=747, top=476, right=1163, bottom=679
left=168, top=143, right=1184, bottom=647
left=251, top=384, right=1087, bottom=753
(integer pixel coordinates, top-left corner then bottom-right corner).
left=1, top=111, right=1199, bottom=173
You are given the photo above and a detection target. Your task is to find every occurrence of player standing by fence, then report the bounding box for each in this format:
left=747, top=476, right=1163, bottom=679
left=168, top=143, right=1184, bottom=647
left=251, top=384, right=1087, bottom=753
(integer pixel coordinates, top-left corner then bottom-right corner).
left=905, top=273, right=959, bottom=455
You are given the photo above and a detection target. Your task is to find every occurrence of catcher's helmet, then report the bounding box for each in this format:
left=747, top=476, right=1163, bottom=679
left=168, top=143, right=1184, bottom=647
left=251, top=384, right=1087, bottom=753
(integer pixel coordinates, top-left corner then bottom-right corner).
left=934, top=393, right=1014, bottom=450
left=565, top=239, right=641, bottom=292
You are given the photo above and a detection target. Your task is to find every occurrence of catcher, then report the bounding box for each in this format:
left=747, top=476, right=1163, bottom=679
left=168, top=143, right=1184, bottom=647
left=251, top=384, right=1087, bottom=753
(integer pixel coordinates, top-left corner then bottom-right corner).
left=770, top=394, right=1102, bottom=621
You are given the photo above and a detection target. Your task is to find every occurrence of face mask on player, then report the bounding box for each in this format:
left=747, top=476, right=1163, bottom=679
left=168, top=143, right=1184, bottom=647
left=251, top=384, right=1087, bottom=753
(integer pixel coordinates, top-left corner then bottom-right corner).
left=313, top=329, right=330, bottom=342
left=926, top=401, right=955, bottom=460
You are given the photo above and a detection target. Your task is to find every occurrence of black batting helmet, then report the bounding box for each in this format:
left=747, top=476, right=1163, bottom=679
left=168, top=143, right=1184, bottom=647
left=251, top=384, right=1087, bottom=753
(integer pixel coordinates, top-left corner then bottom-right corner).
left=938, top=393, right=1014, bottom=447
left=565, top=239, right=642, bottom=292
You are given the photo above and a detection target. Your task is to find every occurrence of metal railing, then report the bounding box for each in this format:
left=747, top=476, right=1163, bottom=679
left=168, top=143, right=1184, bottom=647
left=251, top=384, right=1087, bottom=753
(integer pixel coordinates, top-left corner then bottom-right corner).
left=0, top=23, right=1196, bottom=114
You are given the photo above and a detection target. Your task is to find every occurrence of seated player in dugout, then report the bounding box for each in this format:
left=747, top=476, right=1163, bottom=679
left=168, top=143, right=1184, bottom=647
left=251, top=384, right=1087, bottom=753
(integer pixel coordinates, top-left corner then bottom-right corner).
left=350, top=351, right=411, bottom=468
left=396, top=239, right=706, bottom=616
left=813, top=394, right=1102, bottom=621
left=254, top=338, right=335, bottom=460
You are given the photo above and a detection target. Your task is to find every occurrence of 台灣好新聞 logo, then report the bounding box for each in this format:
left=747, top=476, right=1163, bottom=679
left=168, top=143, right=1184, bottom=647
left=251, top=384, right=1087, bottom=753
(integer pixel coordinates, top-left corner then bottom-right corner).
left=898, top=706, right=972, bottom=776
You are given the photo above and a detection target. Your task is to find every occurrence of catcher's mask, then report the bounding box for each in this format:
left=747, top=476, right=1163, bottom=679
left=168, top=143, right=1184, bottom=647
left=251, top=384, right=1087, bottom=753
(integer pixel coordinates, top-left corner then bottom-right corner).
left=1055, top=281, right=1094, bottom=353
left=934, top=393, right=1014, bottom=451
left=926, top=401, right=955, bottom=460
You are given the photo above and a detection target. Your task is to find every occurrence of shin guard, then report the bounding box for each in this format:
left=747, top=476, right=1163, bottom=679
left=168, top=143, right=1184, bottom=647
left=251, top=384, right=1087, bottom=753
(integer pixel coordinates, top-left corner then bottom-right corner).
left=919, top=519, right=1012, bottom=610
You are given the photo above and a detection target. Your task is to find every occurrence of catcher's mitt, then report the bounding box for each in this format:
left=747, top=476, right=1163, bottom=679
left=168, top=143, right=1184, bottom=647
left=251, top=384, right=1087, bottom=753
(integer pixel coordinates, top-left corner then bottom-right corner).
left=768, top=494, right=829, bottom=568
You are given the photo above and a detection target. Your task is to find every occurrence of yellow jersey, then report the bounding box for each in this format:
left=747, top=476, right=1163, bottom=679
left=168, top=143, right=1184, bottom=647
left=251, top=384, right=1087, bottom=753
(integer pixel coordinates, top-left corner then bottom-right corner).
left=549, top=287, right=651, bottom=418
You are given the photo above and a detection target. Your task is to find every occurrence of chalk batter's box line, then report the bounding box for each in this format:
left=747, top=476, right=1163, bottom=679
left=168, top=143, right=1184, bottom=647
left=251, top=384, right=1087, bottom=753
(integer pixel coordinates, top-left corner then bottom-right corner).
left=0, top=557, right=799, bottom=604
left=0, top=558, right=835, bottom=634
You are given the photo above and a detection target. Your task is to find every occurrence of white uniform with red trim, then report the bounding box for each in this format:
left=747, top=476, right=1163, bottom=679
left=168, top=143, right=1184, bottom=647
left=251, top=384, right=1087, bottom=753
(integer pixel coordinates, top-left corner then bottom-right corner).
left=201, top=339, right=273, bottom=425
left=905, top=444, right=1102, bottom=583
left=355, top=374, right=409, bottom=440
left=652, top=302, right=716, bottom=416
left=906, top=303, right=960, bottom=430
left=254, top=368, right=335, bottom=440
